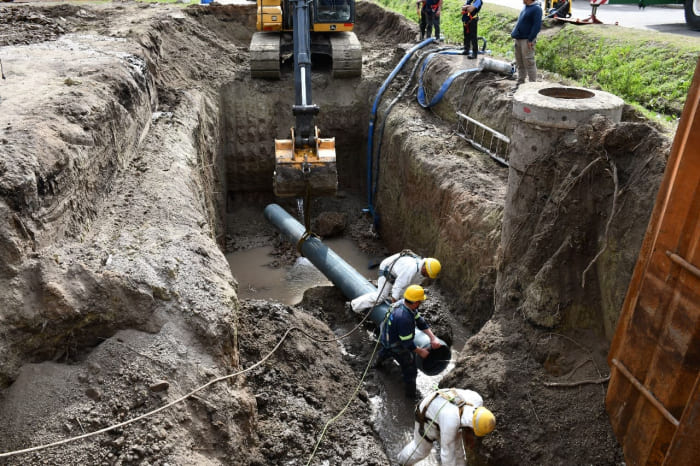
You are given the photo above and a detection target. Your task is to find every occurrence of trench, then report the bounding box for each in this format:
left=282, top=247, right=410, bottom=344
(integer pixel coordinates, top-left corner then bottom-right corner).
left=0, top=2, right=663, bottom=464
left=225, top=199, right=471, bottom=464
left=219, top=55, right=476, bottom=460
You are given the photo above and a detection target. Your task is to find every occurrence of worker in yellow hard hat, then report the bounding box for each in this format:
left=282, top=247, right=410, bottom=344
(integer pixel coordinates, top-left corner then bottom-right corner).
left=373, top=285, right=442, bottom=399
left=349, top=250, right=441, bottom=315
left=377, top=250, right=441, bottom=304
left=398, top=388, right=496, bottom=465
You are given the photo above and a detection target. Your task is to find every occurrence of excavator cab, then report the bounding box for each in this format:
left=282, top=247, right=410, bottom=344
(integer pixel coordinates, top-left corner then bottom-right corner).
left=314, top=0, right=352, bottom=24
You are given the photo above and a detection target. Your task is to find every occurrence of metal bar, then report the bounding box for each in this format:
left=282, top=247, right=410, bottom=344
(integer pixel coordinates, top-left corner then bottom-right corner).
left=666, top=251, right=700, bottom=280
left=457, top=111, right=510, bottom=143
left=263, top=203, right=452, bottom=375
left=611, top=358, right=680, bottom=427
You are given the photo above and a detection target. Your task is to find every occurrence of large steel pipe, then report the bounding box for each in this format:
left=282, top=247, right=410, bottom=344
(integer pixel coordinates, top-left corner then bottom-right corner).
left=264, top=203, right=451, bottom=375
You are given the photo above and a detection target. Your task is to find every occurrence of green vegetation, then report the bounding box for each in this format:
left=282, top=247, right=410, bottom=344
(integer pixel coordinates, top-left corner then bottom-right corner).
left=371, top=0, right=699, bottom=118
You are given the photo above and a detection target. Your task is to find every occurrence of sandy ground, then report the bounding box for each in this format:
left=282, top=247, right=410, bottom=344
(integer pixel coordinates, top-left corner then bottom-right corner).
left=0, top=1, right=672, bottom=465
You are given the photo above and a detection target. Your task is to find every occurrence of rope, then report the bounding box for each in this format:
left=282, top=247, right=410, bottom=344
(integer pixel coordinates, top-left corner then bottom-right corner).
left=0, top=326, right=294, bottom=458
left=0, top=299, right=384, bottom=459
left=305, top=277, right=393, bottom=465
left=305, top=323, right=383, bottom=466
left=1, top=260, right=399, bottom=460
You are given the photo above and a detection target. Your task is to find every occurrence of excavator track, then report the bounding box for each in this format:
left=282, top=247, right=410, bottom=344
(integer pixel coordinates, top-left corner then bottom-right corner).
left=330, top=32, right=362, bottom=78
left=251, top=31, right=361, bottom=79
left=250, top=32, right=281, bottom=79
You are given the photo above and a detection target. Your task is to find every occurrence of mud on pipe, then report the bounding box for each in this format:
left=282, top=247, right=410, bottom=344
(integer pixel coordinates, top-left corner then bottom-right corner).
left=263, top=203, right=451, bottom=376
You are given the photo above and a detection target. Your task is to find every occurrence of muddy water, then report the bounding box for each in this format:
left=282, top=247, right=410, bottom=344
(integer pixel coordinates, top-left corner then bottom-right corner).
left=227, top=239, right=466, bottom=465
left=226, top=238, right=375, bottom=305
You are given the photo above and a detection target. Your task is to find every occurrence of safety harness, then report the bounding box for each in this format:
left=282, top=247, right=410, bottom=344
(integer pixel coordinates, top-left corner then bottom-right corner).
left=462, top=0, right=482, bottom=32
left=415, top=389, right=473, bottom=441
left=381, top=301, right=419, bottom=349
left=378, top=249, right=420, bottom=284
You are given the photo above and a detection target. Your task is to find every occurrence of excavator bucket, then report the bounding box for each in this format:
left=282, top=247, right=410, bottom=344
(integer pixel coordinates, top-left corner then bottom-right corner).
left=273, top=130, right=337, bottom=198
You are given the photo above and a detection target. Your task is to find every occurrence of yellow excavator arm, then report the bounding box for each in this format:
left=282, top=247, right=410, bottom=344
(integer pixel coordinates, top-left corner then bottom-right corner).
left=267, top=0, right=338, bottom=200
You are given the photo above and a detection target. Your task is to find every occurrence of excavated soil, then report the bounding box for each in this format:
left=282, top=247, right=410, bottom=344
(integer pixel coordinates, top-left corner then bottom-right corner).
left=0, top=1, right=671, bottom=465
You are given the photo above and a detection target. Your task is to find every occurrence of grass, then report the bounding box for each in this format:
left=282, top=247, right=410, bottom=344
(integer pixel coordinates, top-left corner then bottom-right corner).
left=371, top=0, right=699, bottom=120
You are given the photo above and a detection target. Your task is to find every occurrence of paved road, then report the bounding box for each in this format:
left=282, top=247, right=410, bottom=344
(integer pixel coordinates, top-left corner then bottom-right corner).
left=488, top=0, right=700, bottom=38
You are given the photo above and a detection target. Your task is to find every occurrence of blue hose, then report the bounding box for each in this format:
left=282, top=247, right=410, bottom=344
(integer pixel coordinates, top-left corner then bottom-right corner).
left=417, top=51, right=480, bottom=108
left=365, top=38, right=436, bottom=226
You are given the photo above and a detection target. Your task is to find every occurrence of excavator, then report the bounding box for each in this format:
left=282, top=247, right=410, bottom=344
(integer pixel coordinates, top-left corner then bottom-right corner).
left=250, top=0, right=362, bottom=79
left=268, top=0, right=339, bottom=215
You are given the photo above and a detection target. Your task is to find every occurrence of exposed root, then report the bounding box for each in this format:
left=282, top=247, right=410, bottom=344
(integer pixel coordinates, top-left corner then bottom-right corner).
left=543, top=375, right=610, bottom=388
left=581, top=158, right=620, bottom=289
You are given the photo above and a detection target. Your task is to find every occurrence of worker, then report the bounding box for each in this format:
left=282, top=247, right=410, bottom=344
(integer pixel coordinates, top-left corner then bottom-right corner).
left=511, top=0, right=542, bottom=84
left=397, top=388, right=496, bottom=466
left=349, top=251, right=441, bottom=314
left=374, top=285, right=443, bottom=399
left=416, top=0, right=427, bottom=41
left=461, top=0, right=482, bottom=58
left=424, top=0, right=443, bottom=41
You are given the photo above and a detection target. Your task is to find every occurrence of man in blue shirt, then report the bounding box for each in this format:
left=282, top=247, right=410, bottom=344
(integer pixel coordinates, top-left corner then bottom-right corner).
left=375, top=285, right=442, bottom=399
left=511, top=0, right=542, bottom=84
left=461, top=0, right=483, bottom=58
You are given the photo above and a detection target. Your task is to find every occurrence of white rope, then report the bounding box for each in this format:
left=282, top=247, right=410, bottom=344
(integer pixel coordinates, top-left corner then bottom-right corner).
left=0, top=310, right=378, bottom=459
left=305, top=278, right=392, bottom=465
left=0, top=327, right=296, bottom=458
left=1, top=273, right=393, bottom=459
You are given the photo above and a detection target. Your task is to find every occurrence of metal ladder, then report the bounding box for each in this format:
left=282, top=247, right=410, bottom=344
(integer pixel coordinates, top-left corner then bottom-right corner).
left=455, top=111, right=510, bottom=166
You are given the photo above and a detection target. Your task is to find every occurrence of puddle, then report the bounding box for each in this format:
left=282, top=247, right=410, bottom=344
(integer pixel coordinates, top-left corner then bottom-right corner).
left=226, top=238, right=375, bottom=305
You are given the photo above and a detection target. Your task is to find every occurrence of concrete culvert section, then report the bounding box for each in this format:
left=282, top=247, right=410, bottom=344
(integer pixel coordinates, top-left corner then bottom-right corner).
left=0, top=2, right=674, bottom=465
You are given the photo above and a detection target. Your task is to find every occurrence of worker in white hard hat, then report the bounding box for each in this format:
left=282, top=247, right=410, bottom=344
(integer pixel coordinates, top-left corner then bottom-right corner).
left=398, top=388, right=496, bottom=466
left=349, top=250, right=441, bottom=314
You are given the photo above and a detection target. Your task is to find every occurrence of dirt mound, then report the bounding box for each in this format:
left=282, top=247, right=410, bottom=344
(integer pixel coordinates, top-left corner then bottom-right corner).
left=238, top=298, right=389, bottom=465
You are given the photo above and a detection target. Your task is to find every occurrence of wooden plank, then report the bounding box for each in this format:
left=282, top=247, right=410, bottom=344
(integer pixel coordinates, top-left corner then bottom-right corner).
left=606, top=57, right=700, bottom=465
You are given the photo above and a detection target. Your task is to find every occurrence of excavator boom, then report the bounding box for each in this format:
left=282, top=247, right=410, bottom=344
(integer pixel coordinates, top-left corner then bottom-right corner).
left=272, top=0, right=337, bottom=198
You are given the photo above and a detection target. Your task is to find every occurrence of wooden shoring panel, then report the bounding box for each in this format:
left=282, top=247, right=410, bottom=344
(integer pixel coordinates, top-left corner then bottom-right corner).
left=606, top=57, right=700, bottom=465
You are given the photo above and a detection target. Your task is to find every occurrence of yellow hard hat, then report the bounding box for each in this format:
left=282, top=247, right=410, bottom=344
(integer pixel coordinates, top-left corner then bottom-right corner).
left=404, top=285, right=427, bottom=302
left=473, top=407, right=496, bottom=437
left=424, top=258, right=441, bottom=279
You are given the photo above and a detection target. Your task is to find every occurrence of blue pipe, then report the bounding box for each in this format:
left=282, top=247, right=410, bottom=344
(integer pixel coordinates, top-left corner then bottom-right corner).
left=417, top=51, right=480, bottom=108
left=263, top=203, right=451, bottom=376
left=365, top=38, right=437, bottom=227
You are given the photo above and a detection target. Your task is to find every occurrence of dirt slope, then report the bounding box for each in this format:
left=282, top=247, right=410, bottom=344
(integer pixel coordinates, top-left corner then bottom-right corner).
left=0, top=1, right=672, bottom=465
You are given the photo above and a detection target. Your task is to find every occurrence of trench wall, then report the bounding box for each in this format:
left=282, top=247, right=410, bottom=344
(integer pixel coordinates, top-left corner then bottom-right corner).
left=373, top=90, right=507, bottom=323
left=220, top=76, right=372, bottom=197
left=372, top=54, right=669, bottom=340
left=0, top=8, right=240, bottom=386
